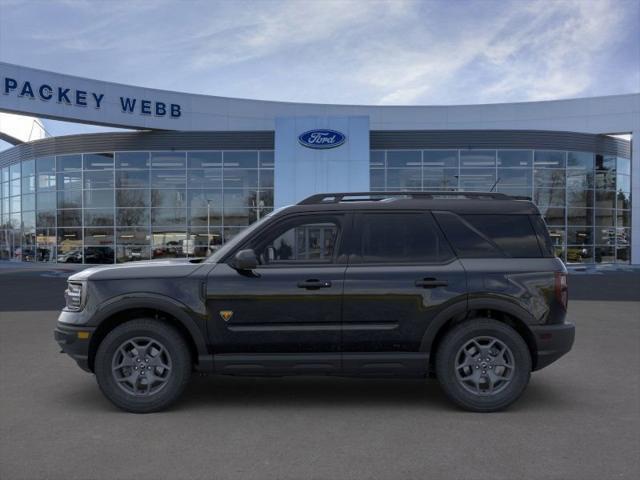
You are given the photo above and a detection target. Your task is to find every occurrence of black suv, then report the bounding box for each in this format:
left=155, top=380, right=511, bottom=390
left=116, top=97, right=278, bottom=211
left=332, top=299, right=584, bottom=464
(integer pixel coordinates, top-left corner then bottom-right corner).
left=55, top=192, right=574, bottom=413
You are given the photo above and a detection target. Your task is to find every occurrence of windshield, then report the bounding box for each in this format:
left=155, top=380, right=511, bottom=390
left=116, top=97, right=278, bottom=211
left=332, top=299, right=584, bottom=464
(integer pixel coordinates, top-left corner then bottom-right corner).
left=205, top=207, right=288, bottom=263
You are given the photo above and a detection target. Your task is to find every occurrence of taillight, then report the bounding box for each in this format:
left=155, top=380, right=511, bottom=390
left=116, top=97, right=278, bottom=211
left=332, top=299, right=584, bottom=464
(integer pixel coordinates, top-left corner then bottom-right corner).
left=555, top=272, right=568, bottom=310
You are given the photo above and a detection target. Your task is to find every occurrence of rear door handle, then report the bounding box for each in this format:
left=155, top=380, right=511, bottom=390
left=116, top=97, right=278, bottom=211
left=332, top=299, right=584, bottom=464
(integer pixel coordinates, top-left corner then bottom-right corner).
left=415, top=278, right=448, bottom=288
left=297, top=279, right=332, bottom=290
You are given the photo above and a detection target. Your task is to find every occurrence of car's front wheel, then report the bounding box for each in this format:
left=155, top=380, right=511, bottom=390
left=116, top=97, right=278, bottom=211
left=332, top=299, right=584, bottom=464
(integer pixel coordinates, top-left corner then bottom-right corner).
left=435, top=318, right=531, bottom=412
left=95, top=319, right=192, bottom=413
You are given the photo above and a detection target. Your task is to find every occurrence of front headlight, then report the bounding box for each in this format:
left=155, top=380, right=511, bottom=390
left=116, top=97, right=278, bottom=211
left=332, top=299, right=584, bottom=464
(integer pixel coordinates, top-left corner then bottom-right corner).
left=64, top=282, right=85, bottom=311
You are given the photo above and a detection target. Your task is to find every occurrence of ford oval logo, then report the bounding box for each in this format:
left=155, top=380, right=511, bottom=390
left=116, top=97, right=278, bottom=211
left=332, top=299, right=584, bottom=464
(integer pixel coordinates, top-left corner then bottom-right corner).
left=298, top=129, right=346, bottom=149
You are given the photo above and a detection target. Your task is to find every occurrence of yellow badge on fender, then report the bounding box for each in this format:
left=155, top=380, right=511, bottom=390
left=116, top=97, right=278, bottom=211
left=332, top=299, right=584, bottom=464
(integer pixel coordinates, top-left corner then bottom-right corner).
left=219, top=310, right=234, bottom=322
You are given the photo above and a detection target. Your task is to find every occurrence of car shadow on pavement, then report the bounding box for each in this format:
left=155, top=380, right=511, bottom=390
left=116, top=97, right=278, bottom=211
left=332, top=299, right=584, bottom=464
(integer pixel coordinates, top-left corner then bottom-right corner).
left=57, top=374, right=568, bottom=414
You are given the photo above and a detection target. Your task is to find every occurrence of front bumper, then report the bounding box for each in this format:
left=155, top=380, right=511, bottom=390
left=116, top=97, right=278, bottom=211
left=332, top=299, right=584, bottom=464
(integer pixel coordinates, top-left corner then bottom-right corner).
left=530, top=321, right=575, bottom=371
left=54, top=322, right=95, bottom=372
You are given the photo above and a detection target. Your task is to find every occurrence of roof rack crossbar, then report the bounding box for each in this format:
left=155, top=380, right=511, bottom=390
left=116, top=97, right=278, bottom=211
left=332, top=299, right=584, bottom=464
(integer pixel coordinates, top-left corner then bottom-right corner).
left=298, top=191, right=511, bottom=205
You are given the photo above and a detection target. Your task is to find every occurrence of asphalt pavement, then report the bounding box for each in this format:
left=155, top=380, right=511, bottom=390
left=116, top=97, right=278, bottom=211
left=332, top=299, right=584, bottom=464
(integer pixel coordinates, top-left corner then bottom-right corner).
left=0, top=268, right=639, bottom=480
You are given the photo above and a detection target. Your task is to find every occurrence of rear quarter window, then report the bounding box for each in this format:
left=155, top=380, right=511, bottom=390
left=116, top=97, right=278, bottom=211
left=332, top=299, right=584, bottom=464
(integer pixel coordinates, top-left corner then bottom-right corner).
left=434, top=212, right=543, bottom=258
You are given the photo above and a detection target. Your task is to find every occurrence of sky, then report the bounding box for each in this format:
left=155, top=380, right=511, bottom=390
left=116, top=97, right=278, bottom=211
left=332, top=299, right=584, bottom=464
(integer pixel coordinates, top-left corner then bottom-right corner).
left=0, top=0, right=638, bottom=142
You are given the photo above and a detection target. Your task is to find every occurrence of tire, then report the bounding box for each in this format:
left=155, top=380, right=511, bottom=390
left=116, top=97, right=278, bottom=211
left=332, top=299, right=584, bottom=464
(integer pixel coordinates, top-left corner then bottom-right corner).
left=435, top=318, right=531, bottom=412
left=95, top=318, right=192, bottom=413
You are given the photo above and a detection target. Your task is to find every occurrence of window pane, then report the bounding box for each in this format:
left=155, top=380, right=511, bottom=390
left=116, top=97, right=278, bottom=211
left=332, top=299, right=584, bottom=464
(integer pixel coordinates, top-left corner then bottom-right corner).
left=567, top=208, right=594, bottom=226
left=84, top=209, right=114, bottom=226
left=616, top=157, right=630, bottom=176
left=151, top=170, right=186, bottom=189
left=459, top=169, right=496, bottom=191
left=567, top=227, right=593, bottom=245
left=567, top=151, right=594, bottom=169
left=85, top=227, right=114, bottom=245
left=188, top=228, right=223, bottom=254
left=595, top=246, right=615, bottom=264
left=616, top=191, right=630, bottom=210
left=57, top=209, right=82, bottom=227
left=386, top=169, right=421, bottom=189
left=152, top=229, right=188, bottom=258
left=117, top=228, right=150, bottom=245
left=360, top=213, right=454, bottom=263
left=566, top=189, right=594, bottom=209
left=188, top=169, right=222, bottom=188
left=117, top=208, right=149, bottom=226
left=497, top=168, right=532, bottom=186
left=57, top=154, right=82, bottom=171
left=84, top=190, right=114, bottom=209
left=36, top=196, right=56, bottom=215
left=460, top=150, right=495, bottom=167
left=57, top=171, right=82, bottom=190
left=370, top=150, right=385, bottom=167
left=83, top=153, right=114, bottom=170
left=423, top=150, right=458, bottom=168
left=566, top=246, right=592, bottom=264
left=116, top=152, right=149, bottom=169
left=22, top=193, right=35, bottom=211
left=187, top=151, right=222, bottom=169
left=150, top=152, right=186, bottom=169
left=423, top=168, right=458, bottom=189
left=151, top=189, right=186, bottom=208
left=259, top=151, right=274, bottom=168
left=116, top=246, right=151, bottom=263
left=84, top=170, right=114, bottom=189
left=534, top=151, right=565, bottom=168
left=617, top=174, right=630, bottom=193
left=116, top=170, right=149, bottom=188
left=117, top=189, right=150, bottom=208
left=566, top=169, right=593, bottom=189
left=151, top=208, right=186, bottom=226
left=370, top=170, right=384, bottom=189
left=594, top=227, right=615, bottom=245
left=387, top=151, right=421, bottom=168
left=84, top=246, right=114, bottom=264
left=595, top=209, right=615, bottom=226
left=36, top=210, right=55, bottom=228
left=22, top=159, right=35, bottom=176
left=259, top=170, right=274, bottom=189
left=36, top=157, right=55, bottom=174
left=596, top=155, right=616, bottom=171
left=223, top=169, right=258, bottom=188
left=57, top=190, right=82, bottom=209
left=497, top=150, right=532, bottom=168
left=223, top=151, right=258, bottom=168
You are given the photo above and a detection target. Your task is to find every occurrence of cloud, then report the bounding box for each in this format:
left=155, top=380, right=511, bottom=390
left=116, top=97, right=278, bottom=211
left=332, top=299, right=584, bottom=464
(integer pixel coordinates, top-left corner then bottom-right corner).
left=0, top=0, right=637, bottom=106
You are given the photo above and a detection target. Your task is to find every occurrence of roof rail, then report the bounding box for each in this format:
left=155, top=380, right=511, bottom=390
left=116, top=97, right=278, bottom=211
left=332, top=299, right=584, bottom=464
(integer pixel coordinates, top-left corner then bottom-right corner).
left=297, top=191, right=511, bottom=205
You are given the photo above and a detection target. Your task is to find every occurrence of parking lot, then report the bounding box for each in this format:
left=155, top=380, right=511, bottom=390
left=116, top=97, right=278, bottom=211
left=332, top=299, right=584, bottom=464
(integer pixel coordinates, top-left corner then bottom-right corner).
left=1, top=267, right=639, bottom=480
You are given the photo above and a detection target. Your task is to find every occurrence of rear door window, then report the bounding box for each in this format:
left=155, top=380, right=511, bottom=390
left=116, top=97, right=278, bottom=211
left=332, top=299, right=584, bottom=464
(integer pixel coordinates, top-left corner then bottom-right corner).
left=356, top=212, right=454, bottom=263
left=434, top=212, right=543, bottom=258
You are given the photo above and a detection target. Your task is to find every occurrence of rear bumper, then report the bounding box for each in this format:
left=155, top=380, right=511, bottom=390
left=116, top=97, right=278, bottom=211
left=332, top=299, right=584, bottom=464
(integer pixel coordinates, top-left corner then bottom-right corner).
left=530, top=321, right=575, bottom=371
left=54, top=322, right=95, bottom=372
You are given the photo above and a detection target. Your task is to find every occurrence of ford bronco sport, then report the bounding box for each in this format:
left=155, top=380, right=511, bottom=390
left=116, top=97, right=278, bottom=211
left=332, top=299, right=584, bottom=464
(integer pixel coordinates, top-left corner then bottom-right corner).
left=55, top=191, right=574, bottom=413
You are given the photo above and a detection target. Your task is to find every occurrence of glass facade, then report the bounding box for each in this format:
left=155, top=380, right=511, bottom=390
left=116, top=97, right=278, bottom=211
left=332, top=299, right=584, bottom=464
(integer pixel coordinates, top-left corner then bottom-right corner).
left=0, top=147, right=632, bottom=265
left=0, top=150, right=274, bottom=263
left=370, top=149, right=632, bottom=264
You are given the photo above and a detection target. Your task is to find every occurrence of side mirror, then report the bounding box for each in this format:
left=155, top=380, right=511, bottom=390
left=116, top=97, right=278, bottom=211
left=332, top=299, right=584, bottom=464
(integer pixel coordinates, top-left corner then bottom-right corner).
left=233, top=249, right=258, bottom=271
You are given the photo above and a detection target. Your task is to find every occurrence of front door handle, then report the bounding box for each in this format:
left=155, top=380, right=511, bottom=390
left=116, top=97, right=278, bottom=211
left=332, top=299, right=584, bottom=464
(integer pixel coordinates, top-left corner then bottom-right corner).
left=415, top=278, right=448, bottom=288
left=297, top=279, right=332, bottom=290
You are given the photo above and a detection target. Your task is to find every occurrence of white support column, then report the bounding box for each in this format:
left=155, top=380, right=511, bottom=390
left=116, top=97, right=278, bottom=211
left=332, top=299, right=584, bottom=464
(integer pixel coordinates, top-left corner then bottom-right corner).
left=631, top=129, right=639, bottom=265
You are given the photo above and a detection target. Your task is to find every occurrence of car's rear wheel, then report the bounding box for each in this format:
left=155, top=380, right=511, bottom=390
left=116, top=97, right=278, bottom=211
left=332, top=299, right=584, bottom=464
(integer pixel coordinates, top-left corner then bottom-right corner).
left=95, top=319, right=191, bottom=413
left=435, top=318, right=531, bottom=412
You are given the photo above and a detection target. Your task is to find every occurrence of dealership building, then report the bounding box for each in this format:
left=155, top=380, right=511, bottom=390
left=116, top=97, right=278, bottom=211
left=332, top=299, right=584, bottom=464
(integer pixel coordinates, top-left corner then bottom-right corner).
left=0, top=62, right=638, bottom=265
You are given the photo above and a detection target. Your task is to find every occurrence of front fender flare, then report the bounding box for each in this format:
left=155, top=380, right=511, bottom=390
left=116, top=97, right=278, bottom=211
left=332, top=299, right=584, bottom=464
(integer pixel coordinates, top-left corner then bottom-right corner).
left=90, top=293, right=209, bottom=357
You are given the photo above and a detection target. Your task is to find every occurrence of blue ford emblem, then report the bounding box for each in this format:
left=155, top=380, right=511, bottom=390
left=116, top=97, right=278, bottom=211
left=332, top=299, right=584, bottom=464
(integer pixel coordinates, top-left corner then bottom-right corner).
left=298, top=129, right=346, bottom=149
